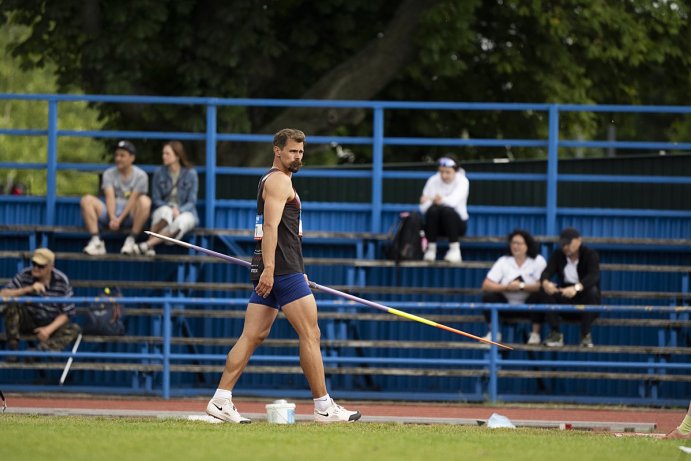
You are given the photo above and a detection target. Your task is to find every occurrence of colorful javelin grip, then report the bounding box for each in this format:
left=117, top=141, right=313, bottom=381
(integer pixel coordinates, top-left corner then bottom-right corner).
left=145, top=231, right=512, bottom=350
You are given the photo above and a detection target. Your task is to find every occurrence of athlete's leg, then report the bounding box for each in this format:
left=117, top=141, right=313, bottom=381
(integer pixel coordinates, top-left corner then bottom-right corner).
left=281, top=294, right=327, bottom=398
left=664, top=401, right=691, bottom=439
left=217, top=303, right=278, bottom=389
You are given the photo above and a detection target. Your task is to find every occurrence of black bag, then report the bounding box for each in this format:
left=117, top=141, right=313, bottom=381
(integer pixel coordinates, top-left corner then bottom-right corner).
left=83, top=287, right=125, bottom=336
left=385, top=211, right=424, bottom=262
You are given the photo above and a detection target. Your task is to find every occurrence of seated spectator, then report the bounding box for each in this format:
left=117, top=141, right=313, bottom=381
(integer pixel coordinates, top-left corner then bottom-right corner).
left=481, top=229, right=546, bottom=344
left=540, top=227, right=600, bottom=347
left=1, top=248, right=80, bottom=356
left=419, top=156, right=469, bottom=263
left=80, top=140, right=151, bottom=255
left=134, top=141, right=199, bottom=255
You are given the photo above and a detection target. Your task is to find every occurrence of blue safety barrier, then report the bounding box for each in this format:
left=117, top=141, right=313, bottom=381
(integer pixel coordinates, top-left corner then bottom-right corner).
left=1, top=94, right=690, bottom=405
left=2, top=94, right=691, bottom=236
left=0, top=296, right=688, bottom=405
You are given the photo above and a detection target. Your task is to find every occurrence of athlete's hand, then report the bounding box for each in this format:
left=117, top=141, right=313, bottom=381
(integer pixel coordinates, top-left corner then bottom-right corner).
left=256, top=271, right=274, bottom=298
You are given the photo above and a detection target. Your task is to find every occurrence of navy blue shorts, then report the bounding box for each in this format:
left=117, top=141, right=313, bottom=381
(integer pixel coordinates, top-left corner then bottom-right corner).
left=248, top=273, right=312, bottom=310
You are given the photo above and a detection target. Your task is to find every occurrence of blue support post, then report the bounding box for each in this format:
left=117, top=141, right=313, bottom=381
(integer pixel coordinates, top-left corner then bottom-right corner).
left=371, top=107, right=384, bottom=233
left=546, top=105, right=559, bottom=236
left=488, top=306, right=499, bottom=403
left=46, top=99, right=58, bottom=225
left=205, top=104, right=218, bottom=229
left=162, top=300, right=172, bottom=399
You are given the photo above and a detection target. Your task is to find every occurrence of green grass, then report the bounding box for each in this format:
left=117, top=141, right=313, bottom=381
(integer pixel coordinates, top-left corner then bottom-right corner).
left=0, top=415, right=685, bottom=461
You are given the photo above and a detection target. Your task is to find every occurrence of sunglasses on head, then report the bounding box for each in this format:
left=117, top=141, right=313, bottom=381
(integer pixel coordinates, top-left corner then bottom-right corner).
left=32, top=261, right=47, bottom=269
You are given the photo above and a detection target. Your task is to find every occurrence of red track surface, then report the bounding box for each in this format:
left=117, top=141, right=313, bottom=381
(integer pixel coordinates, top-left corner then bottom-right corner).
left=5, top=395, right=682, bottom=434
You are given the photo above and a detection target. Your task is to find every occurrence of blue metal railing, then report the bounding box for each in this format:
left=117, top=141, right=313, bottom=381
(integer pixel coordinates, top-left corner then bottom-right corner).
left=0, top=296, right=688, bottom=402
left=2, top=94, right=691, bottom=234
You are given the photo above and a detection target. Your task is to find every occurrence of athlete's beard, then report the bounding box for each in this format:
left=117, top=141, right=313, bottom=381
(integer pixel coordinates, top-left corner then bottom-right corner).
left=288, top=160, right=302, bottom=173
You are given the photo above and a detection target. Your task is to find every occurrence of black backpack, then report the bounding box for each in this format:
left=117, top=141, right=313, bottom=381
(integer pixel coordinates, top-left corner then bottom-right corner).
left=385, top=211, right=424, bottom=263
left=83, top=287, right=125, bottom=336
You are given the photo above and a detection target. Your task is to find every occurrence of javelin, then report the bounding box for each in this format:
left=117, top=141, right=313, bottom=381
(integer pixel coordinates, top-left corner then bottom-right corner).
left=145, top=231, right=512, bottom=349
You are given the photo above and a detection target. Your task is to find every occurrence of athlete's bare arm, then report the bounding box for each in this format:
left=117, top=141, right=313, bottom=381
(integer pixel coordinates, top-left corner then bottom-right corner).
left=255, top=172, right=294, bottom=298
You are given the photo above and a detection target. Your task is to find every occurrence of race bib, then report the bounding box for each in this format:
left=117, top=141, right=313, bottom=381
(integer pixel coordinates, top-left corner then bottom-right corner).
left=254, top=214, right=263, bottom=240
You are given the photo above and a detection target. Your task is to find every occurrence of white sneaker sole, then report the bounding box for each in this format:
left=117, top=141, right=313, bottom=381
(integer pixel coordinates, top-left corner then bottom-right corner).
left=314, top=411, right=362, bottom=423
left=206, top=403, right=251, bottom=424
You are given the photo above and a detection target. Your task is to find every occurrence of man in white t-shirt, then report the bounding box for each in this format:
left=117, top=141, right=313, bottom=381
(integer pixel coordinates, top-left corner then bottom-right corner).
left=80, top=140, right=151, bottom=255
left=481, top=229, right=546, bottom=345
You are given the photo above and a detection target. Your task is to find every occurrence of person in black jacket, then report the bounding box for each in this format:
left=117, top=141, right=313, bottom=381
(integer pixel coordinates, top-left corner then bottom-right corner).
left=539, top=228, right=600, bottom=347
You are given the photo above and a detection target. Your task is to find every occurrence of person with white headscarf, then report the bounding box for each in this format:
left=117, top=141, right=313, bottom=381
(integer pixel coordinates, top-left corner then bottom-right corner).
left=419, top=156, right=469, bottom=263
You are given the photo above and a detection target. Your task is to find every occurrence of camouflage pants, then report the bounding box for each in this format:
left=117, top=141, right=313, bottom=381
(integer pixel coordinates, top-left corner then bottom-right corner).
left=3, top=303, right=81, bottom=351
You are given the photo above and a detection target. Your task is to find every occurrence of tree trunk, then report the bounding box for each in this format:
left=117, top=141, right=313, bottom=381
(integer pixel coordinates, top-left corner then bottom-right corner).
left=221, top=0, right=438, bottom=166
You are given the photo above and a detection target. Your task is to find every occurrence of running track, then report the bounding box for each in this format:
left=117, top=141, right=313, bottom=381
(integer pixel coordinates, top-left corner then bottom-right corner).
left=3, top=394, right=682, bottom=434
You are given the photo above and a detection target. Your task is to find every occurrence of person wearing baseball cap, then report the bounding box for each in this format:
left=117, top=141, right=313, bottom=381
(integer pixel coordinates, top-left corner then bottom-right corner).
left=539, top=227, right=601, bottom=347
left=80, top=140, right=151, bottom=255
left=1, top=248, right=81, bottom=355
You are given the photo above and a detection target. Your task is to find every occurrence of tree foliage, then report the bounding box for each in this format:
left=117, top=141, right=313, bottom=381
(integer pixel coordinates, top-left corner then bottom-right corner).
left=0, top=21, right=105, bottom=196
left=1, top=0, right=690, bottom=166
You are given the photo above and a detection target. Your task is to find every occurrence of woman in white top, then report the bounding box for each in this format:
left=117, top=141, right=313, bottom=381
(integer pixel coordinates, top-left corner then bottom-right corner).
left=481, top=229, right=546, bottom=345
left=419, top=156, right=469, bottom=263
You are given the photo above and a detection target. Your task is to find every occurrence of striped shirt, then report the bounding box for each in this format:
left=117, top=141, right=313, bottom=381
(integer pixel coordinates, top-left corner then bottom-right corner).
left=4, top=267, right=75, bottom=326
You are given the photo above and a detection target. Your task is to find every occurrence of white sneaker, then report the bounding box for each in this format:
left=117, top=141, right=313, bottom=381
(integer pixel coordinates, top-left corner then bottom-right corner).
left=443, top=247, right=462, bottom=263
left=83, top=238, right=106, bottom=255
left=314, top=399, right=361, bottom=423
left=527, top=332, right=541, bottom=345
left=120, top=236, right=137, bottom=255
left=544, top=331, right=564, bottom=347
left=423, top=248, right=436, bottom=262
left=133, top=242, right=155, bottom=256
left=206, top=398, right=251, bottom=424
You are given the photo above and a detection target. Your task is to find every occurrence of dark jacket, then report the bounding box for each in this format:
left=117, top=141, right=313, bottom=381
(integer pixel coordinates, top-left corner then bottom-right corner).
left=540, top=244, right=600, bottom=290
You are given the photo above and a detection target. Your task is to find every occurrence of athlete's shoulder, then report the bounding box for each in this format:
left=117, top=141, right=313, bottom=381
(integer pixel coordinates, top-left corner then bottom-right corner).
left=264, top=169, right=292, bottom=188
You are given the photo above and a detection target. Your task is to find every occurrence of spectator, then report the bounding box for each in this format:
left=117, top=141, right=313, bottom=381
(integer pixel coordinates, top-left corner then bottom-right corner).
left=133, top=141, right=199, bottom=255
left=1, top=248, right=80, bottom=356
left=481, top=229, right=546, bottom=344
left=419, top=156, right=469, bottom=263
left=663, top=401, right=691, bottom=439
left=540, top=227, right=600, bottom=347
left=80, top=140, right=151, bottom=255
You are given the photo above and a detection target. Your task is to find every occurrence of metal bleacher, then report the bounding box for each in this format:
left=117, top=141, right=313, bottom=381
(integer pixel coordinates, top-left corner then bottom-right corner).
left=0, top=94, right=690, bottom=405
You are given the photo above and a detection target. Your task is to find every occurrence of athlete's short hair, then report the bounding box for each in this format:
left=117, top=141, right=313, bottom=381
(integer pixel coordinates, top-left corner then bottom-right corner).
left=274, top=128, right=306, bottom=149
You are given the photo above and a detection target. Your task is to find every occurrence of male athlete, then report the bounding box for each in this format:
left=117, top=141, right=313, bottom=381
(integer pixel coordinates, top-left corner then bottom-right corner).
left=206, top=128, right=361, bottom=423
